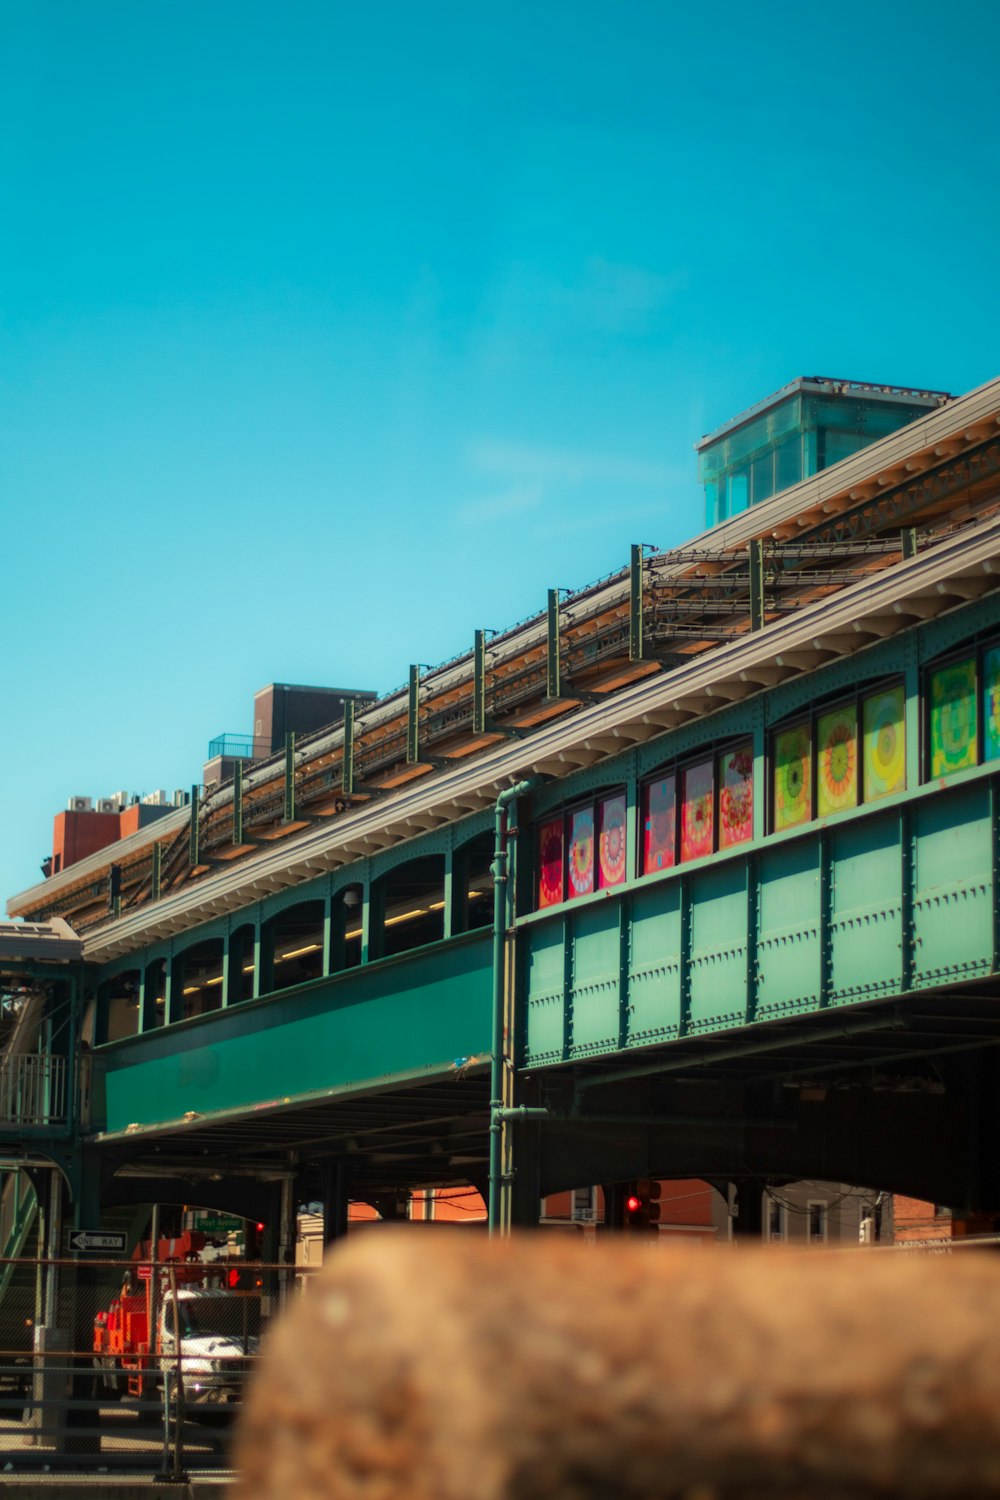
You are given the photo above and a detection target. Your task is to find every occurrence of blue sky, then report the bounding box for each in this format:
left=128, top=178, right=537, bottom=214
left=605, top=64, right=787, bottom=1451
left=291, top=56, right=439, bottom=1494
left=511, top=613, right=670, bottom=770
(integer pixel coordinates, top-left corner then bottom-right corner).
left=2, top=0, right=999, bottom=905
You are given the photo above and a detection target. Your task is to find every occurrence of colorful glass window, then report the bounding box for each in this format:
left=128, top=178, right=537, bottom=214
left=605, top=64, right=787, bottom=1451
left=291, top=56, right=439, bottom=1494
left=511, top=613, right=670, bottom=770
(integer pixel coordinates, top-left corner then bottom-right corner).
left=537, top=817, right=564, bottom=909
left=566, top=805, right=595, bottom=899
left=863, top=684, right=905, bottom=802
left=718, top=745, right=753, bottom=848
left=817, top=704, right=857, bottom=818
left=597, top=793, right=627, bottom=889
left=642, top=774, right=676, bottom=875
left=774, top=722, right=812, bottom=830
left=983, top=647, right=1000, bottom=762
left=930, top=658, right=977, bottom=778
left=680, top=758, right=714, bottom=861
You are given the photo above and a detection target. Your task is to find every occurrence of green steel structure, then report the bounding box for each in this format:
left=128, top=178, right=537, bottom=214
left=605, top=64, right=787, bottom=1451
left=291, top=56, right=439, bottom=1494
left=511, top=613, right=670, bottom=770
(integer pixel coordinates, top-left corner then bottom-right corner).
left=6, top=374, right=1000, bottom=1245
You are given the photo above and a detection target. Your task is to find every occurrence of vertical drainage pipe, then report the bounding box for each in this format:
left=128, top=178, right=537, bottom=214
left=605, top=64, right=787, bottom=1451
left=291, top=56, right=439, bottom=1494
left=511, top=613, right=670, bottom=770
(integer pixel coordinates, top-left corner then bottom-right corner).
left=488, top=779, right=537, bottom=1238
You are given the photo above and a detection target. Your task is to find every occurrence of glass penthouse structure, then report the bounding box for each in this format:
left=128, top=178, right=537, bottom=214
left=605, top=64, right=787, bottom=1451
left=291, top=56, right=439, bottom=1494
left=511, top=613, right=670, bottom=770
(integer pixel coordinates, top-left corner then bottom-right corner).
left=697, top=377, right=951, bottom=530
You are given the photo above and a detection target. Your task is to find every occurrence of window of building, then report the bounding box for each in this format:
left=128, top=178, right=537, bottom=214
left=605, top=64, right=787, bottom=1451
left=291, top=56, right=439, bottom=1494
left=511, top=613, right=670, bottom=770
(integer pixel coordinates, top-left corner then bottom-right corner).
left=455, top=831, right=494, bottom=932
left=767, top=1197, right=786, bottom=1243
left=640, top=743, right=752, bottom=879
left=772, top=680, right=905, bottom=833
left=106, top=969, right=141, bottom=1042
left=535, top=789, right=627, bottom=911
left=144, top=958, right=166, bottom=1029
left=229, top=923, right=256, bottom=1001
left=269, top=900, right=325, bottom=991
left=571, top=1186, right=597, bottom=1223
left=926, top=642, right=1000, bottom=779
left=807, top=1200, right=828, bottom=1245
left=377, top=855, right=446, bottom=958
left=177, top=937, right=225, bottom=1020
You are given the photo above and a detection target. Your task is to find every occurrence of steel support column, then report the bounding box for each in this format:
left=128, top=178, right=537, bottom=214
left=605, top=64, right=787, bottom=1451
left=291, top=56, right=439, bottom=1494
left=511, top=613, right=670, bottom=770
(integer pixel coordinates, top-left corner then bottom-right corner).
left=342, top=698, right=355, bottom=795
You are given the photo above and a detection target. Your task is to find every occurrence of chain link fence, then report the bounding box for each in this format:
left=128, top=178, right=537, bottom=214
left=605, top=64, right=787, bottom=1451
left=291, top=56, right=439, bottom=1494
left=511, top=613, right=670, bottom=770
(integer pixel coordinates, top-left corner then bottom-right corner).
left=0, top=1254, right=313, bottom=1476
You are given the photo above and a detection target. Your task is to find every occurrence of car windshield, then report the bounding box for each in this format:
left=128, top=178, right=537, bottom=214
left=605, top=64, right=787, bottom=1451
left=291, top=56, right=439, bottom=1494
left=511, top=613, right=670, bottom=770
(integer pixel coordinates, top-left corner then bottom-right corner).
left=172, top=1297, right=260, bottom=1339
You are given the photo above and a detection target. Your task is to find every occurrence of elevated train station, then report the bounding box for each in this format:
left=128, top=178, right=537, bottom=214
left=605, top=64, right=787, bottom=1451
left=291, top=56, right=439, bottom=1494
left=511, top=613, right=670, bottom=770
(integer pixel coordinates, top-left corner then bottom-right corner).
left=6, top=372, right=1000, bottom=1257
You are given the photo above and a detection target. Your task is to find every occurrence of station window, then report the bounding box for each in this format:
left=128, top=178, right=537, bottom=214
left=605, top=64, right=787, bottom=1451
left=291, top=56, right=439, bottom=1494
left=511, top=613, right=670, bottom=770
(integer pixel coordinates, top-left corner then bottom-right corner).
left=771, top=680, right=905, bottom=833
left=926, top=641, right=1000, bottom=779
left=640, top=742, right=753, bottom=877
left=807, top=1200, right=828, bottom=1245
left=536, top=789, right=626, bottom=910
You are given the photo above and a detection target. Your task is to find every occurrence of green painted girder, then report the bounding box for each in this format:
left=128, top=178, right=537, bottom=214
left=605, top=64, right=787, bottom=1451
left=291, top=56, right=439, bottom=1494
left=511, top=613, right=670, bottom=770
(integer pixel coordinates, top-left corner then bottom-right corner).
left=94, top=931, right=492, bottom=1136
left=521, top=777, right=999, bottom=1069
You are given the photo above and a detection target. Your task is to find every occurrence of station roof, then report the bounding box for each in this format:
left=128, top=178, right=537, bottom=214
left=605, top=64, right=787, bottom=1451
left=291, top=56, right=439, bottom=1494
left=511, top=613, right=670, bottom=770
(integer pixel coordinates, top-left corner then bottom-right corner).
left=0, top=918, right=83, bottom=965
left=694, top=375, right=952, bottom=452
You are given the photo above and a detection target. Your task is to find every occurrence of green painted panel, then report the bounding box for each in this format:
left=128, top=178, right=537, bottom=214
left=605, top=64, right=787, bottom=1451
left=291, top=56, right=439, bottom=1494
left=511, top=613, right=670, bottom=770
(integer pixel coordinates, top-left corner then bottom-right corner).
left=627, top=886, right=682, bottom=1045
left=524, top=920, right=568, bottom=1067
left=830, top=818, right=902, bottom=1002
left=568, top=905, right=620, bottom=1058
left=913, top=788, right=993, bottom=985
left=99, top=935, right=492, bottom=1133
left=688, top=864, right=747, bottom=1034
left=915, top=787, right=991, bottom=888
left=757, top=842, right=821, bottom=1020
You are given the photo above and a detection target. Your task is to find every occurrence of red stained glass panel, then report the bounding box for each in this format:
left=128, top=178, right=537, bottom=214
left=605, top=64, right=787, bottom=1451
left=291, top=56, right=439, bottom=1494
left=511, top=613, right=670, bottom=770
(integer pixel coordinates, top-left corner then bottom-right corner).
left=597, top=793, right=627, bottom=889
left=680, top=759, right=714, bottom=862
left=567, top=805, right=595, bottom=899
left=643, top=775, right=676, bottom=874
left=718, top=745, right=753, bottom=848
left=537, top=818, right=564, bottom=909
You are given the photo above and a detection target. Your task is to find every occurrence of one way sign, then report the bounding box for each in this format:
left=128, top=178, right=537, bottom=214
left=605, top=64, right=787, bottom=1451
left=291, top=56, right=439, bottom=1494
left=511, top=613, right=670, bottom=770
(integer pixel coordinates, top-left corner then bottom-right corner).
left=66, top=1229, right=127, bottom=1254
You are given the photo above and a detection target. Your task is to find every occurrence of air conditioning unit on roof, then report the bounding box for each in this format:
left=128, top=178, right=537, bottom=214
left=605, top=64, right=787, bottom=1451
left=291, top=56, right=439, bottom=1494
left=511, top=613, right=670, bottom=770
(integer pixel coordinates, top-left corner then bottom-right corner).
left=96, top=798, right=119, bottom=815
left=67, top=796, right=93, bottom=813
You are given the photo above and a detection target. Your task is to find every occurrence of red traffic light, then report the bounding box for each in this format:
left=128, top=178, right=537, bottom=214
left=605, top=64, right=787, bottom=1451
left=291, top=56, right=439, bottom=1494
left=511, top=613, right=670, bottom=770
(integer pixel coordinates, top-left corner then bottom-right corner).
left=623, top=1179, right=662, bottom=1232
left=256, top=1222, right=265, bottom=1232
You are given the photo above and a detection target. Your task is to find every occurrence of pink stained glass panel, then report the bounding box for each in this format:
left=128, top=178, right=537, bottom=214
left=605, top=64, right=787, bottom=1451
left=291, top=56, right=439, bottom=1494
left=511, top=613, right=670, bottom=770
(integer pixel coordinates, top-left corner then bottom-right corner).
left=567, top=805, right=595, bottom=900
left=643, top=775, right=676, bottom=874
left=718, top=745, right=754, bottom=849
left=680, top=758, right=714, bottom=862
left=537, top=818, right=564, bottom=909
left=597, top=793, right=627, bottom=889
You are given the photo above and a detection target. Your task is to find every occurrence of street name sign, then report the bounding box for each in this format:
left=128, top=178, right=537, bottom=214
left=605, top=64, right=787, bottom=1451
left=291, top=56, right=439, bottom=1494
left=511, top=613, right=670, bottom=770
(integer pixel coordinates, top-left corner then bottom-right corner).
left=66, top=1229, right=127, bottom=1254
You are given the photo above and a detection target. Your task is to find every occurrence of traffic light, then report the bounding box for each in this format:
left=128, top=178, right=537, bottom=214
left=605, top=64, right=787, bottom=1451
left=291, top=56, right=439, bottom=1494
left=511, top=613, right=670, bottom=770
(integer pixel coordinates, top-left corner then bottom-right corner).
left=623, top=1178, right=662, bottom=1233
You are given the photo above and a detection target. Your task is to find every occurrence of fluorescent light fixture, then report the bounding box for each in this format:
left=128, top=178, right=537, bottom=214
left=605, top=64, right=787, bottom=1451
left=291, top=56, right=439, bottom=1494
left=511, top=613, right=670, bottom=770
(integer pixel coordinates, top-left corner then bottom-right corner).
left=277, top=942, right=322, bottom=962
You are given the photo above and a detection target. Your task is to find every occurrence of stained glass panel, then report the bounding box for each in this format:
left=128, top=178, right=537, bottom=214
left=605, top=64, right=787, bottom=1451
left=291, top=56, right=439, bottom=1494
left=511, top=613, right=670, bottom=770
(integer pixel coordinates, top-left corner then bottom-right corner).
left=642, top=775, right=676, bottom=875
left=983, top=647, right=1000, bottom=762
left=597, top=793, right=627, bottom=889
left=537, top=818, right=564, bottom=909
left=863, top=684, right=905, bottom=802
left=566, top=806, right=595, bottom=900
left=718, top=745, right=753, bottom=848
left=773, top=722, right=812, bottom=831
left=680, top=759, right=714, bottom=862
left=817, top=704, right=857, bottom=818
left=930, top=658, right=977, bottom=778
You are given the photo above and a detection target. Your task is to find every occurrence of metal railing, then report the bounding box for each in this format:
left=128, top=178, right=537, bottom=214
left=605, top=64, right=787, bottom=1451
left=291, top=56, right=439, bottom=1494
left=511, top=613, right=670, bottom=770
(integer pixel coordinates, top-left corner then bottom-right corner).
left=0, top=1254, right=309, bottom=1476
left=0, top=1055, right=67, bottom=1126
left=206, top=734, right=269, bottom=761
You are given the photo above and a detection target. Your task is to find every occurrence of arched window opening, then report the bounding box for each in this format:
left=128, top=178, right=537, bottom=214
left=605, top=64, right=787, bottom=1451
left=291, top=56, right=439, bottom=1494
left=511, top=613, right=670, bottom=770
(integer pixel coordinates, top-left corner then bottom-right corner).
left=378, top=855, right=445, bottom=959
left=106, top=969, right=141, bottom=1042
left=144, top=959, right=166, bottom=1030
left=333, top=885, right=363, bottom=972
left=270, top=900, right=325, bottom=992
left=229, top=923, right=256, bottom=1002
left=177, top=937, right=225, bottom=1021
left=455, top=831, right=493, bottom=933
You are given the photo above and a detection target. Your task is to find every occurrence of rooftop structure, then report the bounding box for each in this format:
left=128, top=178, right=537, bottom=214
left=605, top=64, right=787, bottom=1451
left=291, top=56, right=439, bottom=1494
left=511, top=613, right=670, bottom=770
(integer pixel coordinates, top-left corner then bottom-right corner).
left=696, top=376, right=952, bottom=528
